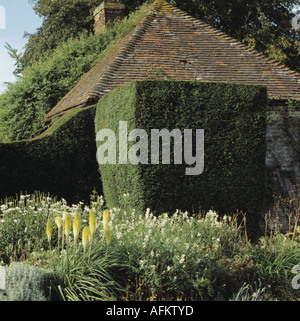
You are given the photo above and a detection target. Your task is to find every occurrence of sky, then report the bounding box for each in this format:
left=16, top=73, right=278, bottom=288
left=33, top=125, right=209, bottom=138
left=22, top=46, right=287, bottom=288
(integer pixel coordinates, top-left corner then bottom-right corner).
left=0, top=0, right=43, bottom=93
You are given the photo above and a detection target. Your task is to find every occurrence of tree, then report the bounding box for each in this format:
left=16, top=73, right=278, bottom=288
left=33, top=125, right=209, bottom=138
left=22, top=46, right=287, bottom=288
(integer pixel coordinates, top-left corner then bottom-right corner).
left=170, top=0, right=300, bottom=71
left=13, top=0, right=99, bottom=73
left=14, top=0, right=146, bottom=73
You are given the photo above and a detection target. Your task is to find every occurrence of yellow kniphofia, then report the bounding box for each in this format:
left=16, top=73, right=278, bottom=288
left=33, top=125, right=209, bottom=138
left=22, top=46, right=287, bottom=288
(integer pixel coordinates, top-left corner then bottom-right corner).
left=89, top=209, right=96, bottom=238
left=73, top=219, right=80, bottom=246
left=105, top=225, right=111, bottom=245
left=88, top=227, right=92, bottom=243
left=62, top=211, right=68, bottom=223
left=103, top=209, right=109, bottom=230
left=74, top=211, right=81, bottom=229
left=46, top=218, right=52, bottom=244
left=64, top=213, right=71, bottom=242
left=55, top=216, right=62, bottom=238
left=82, top=226, right=90, bottom=254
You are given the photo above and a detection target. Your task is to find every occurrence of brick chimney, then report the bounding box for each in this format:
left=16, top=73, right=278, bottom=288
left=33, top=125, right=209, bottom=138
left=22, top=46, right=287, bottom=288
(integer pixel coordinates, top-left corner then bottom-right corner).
left=94, top=1, right=126, bottom=34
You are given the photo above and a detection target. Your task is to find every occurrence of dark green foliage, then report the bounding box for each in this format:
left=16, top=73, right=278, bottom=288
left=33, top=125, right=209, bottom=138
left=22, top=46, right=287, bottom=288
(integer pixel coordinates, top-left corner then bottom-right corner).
left=0, top=3, right=149, bottom=142
left=0, top=33, right=112, bottom=142
left=0, top=106, right=102, bottom=204
left=51, top=242, right=130, bottom=301
left=170, top=0, right=300, bottom=72
left=16, top=0, right=151, bottom=73
left=95, top=80, right=267, bottom=222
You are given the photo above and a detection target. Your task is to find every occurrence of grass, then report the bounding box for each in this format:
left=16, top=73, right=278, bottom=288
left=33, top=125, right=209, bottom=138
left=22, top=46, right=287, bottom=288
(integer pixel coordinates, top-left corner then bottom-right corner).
left=0, top=187, right=300, bottom=301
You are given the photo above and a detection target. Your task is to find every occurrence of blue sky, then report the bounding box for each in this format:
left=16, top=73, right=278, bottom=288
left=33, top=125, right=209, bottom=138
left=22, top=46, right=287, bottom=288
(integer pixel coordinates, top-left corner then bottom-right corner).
left=0, top=0, right=43, bottom=93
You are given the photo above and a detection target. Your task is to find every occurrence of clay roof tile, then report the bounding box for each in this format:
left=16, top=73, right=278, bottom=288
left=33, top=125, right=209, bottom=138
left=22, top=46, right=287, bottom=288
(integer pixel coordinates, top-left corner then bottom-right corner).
left=47, top=0, right=300, bottom=117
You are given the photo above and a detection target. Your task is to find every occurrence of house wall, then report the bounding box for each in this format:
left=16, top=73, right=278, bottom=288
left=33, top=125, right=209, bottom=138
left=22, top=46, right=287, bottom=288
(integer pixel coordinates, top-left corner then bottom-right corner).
left=265, top=101, right=300, bottom=228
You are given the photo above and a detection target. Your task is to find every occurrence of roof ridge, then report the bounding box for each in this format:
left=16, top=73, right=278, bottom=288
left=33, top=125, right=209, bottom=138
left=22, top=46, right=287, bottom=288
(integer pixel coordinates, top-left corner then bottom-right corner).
left=162, top=0, right=300, bottom=81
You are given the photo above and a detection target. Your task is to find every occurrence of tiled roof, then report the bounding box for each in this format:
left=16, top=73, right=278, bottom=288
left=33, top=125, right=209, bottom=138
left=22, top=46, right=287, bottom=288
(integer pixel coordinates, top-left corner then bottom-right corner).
left=47, top=0, right=300, bottom=117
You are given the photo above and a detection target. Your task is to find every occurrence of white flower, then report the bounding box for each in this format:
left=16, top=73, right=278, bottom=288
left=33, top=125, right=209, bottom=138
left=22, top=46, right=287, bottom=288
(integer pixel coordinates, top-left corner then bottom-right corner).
left=206, top=210, right=218, bottom=221
left=183, top=211, right=189, bottom=219
left=145, top=208, right=151, bottom=218
left=179, top=254, right=185, bottom=264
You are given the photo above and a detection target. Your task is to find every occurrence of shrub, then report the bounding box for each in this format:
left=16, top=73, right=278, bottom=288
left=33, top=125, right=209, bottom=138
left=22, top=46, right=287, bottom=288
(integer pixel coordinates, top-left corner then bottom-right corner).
left=95, top=80, right=268, bottom=225
left=0, top=106, right=102, bottom=205
left=0, top=262, right=52, bottom=301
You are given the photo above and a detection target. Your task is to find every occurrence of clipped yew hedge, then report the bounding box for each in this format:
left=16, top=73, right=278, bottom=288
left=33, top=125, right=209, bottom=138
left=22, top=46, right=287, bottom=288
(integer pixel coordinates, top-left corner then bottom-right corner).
left=0, top=106, right=102, bottom=204
left=95, top=80, right=268, bottom=223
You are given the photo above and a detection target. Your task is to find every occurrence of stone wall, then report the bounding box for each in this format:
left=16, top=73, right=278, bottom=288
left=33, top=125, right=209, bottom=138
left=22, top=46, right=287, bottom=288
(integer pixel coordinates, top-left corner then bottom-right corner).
left=265, top=100, right=300, bottom=229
